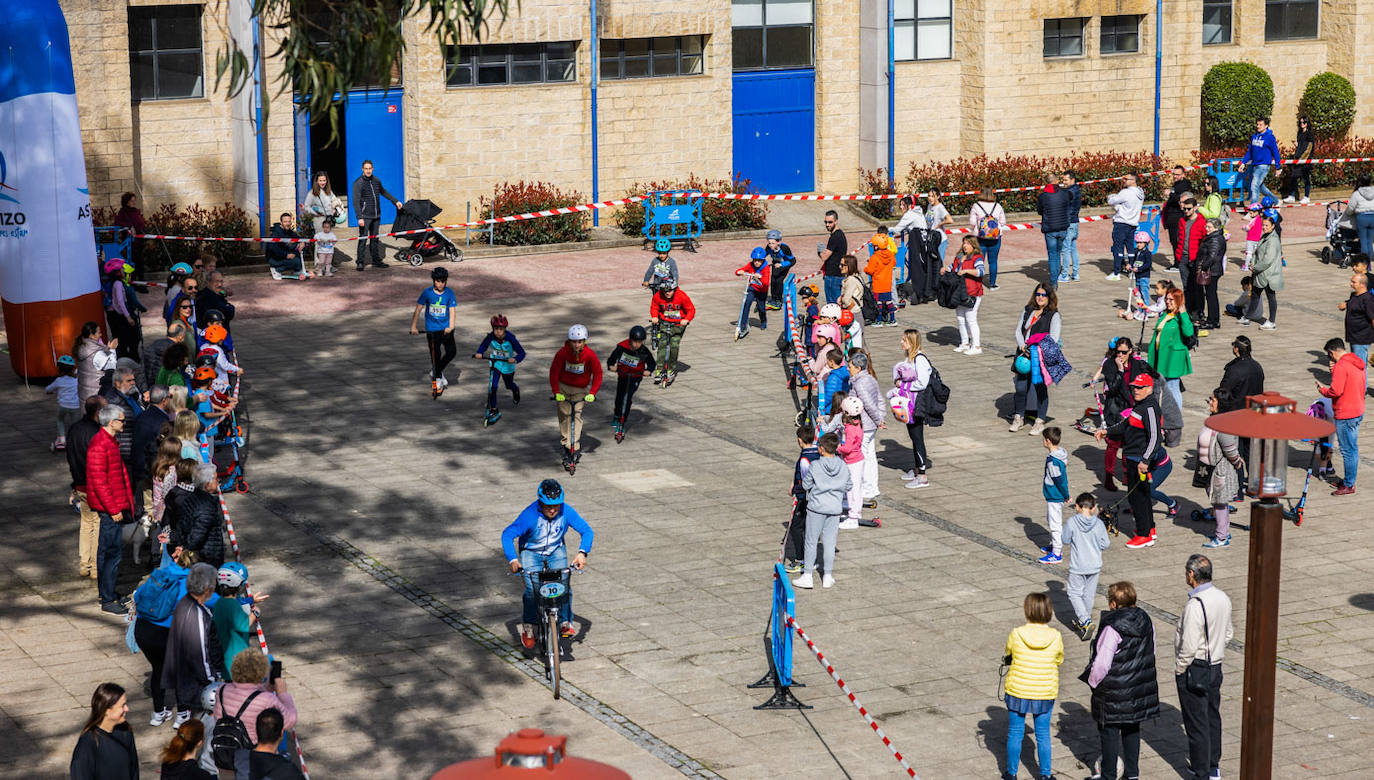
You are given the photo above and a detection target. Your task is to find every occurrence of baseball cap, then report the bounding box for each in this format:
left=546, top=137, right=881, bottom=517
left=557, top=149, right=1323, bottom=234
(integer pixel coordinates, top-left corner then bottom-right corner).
left=1129, top=374, right=1155, bottom=388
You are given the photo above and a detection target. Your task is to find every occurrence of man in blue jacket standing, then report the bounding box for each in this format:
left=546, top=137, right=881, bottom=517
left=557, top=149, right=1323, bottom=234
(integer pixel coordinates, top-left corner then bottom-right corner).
left=502, top=479, right=594, bottom=647
left=1238, top=117, right=1282, bottom=206
left=1037, top=174, right=1071, bottom=289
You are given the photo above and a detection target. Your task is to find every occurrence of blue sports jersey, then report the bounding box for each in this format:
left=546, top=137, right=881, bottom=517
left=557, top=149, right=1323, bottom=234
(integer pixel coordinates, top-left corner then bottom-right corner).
left=417, top=287, right=457, bottom=332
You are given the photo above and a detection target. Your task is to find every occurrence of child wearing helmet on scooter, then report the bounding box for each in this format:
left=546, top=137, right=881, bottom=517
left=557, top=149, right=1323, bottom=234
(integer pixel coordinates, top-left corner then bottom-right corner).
left=649, top=280, right=695, bottom=386
left=734, top=247, right=773, bottom=339
left=550, top=325, right=603, bottom=468
left=475, top=315, right=526, bottom=425
left=606, top=325, right=656, bottom=440
left=643, top=239, right=679, bottom=291
left=46, top=355, right=81, bottom=451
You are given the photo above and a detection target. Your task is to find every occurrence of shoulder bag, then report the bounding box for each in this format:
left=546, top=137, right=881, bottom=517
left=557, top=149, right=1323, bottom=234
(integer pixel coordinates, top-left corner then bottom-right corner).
left=1183, top=597, right=1213, bottom=694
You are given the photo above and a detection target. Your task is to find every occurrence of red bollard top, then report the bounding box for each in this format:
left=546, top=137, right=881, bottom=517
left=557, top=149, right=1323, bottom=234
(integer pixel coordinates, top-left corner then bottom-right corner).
left=429, top=729, right=632, bottom=779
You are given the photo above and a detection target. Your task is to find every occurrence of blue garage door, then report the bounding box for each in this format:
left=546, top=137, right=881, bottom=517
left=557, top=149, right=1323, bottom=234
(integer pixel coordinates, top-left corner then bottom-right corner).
left=343, top=89, right=405, bottom=224
left=732, top=69, right=814, bottom=195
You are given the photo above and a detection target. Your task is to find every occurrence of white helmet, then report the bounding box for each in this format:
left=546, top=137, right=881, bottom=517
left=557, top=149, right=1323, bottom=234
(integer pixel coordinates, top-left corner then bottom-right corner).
left=820, top=303, right=842, bottom=319
left=200, top=680, right=224, bottom=713
left=840, top=396, right=864, bottom=416
left=568, top=324, right=588, bottom=341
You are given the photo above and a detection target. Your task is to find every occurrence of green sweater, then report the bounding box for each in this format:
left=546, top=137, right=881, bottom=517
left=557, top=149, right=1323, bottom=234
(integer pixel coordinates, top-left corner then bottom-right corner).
left=1148, top=311, right=1194, bottom=379
left=212, top=595, right=253, bottom=671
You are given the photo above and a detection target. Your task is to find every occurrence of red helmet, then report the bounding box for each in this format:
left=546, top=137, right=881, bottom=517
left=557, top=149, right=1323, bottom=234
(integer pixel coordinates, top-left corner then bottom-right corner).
left=193, top=366, right=216, bottom=382
left=490, top=314, right=508, bottom=329
left=838, top=309, right=854, bottom=327
left=203, top=323, right=228, bottom=344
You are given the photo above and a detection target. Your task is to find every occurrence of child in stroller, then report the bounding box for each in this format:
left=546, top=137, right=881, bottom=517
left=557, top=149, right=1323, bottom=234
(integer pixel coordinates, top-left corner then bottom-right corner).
left=392, top=199, right=463, bottom=267
left=1322, top=201, right=1360, bottom=267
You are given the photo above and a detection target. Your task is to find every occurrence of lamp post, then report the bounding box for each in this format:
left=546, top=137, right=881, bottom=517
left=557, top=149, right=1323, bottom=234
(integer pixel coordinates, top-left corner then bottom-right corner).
left=1203, top=391, right=1333, bottom=780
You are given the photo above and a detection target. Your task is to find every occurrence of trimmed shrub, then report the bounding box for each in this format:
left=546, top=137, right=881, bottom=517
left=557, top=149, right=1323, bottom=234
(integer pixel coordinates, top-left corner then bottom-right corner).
left=95, top=203, right=257, bottom=269
left=857, top=167, right=899, bottom=219
left=1201, top=62, right=1274, bottom=146
left=481, top=181, right=590, bottom=246
left=612, top=174, right=769, bottom=236
left=1300, top=72, right=1357, bottom=140
left=900, top=152, right=1169, bottom=215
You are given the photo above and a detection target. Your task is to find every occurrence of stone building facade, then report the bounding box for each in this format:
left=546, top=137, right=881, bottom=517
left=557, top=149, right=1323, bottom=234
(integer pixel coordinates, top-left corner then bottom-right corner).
left=62, top=0, right=1374, bottom=232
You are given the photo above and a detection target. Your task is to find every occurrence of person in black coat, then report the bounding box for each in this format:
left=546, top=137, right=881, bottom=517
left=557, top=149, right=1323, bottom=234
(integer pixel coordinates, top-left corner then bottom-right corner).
left=351, top=161, right=402, bottom=269
left=162, top=564, right=226, bottom=717
left=264, top=214, right=305, bottom=278
left=102, top=368, right=145, bottom=463
left=1161, top=165, right=1195, bottom=266
left=168, top=464, right=226, bottom=567
left=1036, top=175, right=1071, bottom=288
left=1195, top=219, right=1227, bottom=329
left=195, top=271, right=235, bottom=329
left=1219, top=335, right=1265, bottom=466
left=131, top=388, right=171, bottom=487
left=70, top=682, right=139, bottom=780
left=1084, top=581, right=1159, bottom=780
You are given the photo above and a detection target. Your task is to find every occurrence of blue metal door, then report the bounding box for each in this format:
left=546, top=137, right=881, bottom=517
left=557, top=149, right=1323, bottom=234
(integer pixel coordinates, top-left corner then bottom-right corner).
left=343, top=89, right=404, bottom=224
left=732, top=69, right=814, bottom=194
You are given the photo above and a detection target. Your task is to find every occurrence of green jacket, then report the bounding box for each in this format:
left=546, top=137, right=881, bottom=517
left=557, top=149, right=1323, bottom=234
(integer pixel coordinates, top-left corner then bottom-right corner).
left=1199, top=192, right=1224, bottom=220
left=1251, top=230, right=1284, bottom=291
left=1148, top=311, right=1194, bottom=379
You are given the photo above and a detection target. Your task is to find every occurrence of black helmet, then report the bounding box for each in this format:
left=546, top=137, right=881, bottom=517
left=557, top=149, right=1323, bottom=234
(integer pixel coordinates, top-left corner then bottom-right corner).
left=194, top=353, right=216, bottom=369
left=203, top=308, right=225, bottom=324
left=537, top=479, right=564, bottom=506
left=431, top=266, right=449, bottom=282
left=629, top=325, right=647, bottom=342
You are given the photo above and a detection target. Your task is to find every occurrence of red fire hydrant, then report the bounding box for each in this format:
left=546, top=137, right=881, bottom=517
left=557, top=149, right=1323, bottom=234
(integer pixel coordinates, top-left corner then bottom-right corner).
left=429, top=729, right=632, bottom=779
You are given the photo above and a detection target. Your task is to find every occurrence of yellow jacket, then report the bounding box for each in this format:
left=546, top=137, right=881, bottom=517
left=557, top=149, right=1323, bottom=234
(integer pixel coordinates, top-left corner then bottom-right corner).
left=1004, top=622, right=1064, bottom=700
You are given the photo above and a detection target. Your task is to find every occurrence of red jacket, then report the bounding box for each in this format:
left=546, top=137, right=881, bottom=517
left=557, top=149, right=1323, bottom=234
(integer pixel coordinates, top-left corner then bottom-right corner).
left=1320, top=352, right=1368, bottom=419
left=650, top=289, right=696, bottom=324
left=549, top=343, right=603, bottom=394
left=86, top=429, right=133, bottom=515
left=1175, top=214, right=1207, bottom=265
left=735, top=261, right=771, bottom=292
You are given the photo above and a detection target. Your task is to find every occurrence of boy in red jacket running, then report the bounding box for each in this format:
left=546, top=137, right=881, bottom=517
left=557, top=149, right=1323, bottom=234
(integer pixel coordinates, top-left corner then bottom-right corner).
left=549, top=324, right=603, bottom=466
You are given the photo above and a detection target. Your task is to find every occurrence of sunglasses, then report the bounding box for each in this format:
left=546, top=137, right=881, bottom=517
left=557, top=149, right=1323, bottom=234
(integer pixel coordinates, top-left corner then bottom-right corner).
left=1034, top=292, right=1048, bottom=298
left=179, top=302, right=193, bottom=309
left=1116, top=349, right=1131, bottom=355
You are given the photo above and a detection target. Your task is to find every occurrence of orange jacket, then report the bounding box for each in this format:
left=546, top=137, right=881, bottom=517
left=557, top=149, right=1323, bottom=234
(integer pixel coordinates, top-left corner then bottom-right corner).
left=864, top=237, right=897, bottom=294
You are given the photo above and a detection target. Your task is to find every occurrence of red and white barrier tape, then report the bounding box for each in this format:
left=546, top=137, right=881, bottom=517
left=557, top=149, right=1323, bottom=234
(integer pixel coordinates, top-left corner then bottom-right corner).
left=786, top=616, right=919, bottom=779
left=1278, top=156, right=1374, bottom=165
left=784, top=295, right=816, bottom=385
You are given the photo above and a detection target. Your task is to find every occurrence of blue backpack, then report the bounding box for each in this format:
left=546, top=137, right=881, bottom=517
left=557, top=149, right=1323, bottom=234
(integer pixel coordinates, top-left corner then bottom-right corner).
left=134, top=567, right=183, bottom=623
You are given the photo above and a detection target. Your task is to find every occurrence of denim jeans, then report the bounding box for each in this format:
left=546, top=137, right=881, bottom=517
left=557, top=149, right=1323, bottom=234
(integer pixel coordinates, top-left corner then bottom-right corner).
left=520, top=547, right=572, bottom=626
left=97, top=512, right=124, bottom=605
left=937, top=236, right=949, bottom=266
left=737, top=288, right=767, bottom=334
left=1006, top=706, right=1053, bottom=777
left=1043, top=230, right=1066, bottom=287
left=1335, top=415, right=1362, bottom=488
left=1110, top=222, right=1135, bottom=275
left=1351, top=343, right=1370, bottom=364
left=1013, top=375, right=1049, bottom=420
left=1164, top=378, right=1184, bottom=417
left=1149, top=457, right=1174, bottom=506
left=979, top=239, right=1001, bottom=286
left=1061, top=223, right=1080, bottom=279
left=1248, top=164, right=1276, bottom=204
left=1135, top=276, right=1152, bottom=309
left=1355, top=211, right=1374, bottom=261
left=823, top=275, right=843, bottom=304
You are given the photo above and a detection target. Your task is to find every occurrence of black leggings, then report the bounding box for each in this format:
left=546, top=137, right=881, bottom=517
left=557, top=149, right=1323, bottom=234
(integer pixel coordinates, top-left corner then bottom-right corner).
left=1249, top=287, right=1278, bottom=323
left=906, top=421, right=929, bottom=474
left=785, top=497, right=807, bottom=563
left=134, top=619, right=170, bottom=711
left=1202, top=281, right=1219, bottom=326
left=486, top=368, right=518, bottom=410
left=614, top=375, right=642, bottom=421
left=1098, top=721, right=1141, bottom=780
left=1126, top=461, right=1154, bottom=537
left=426, top=330, right=457, bottom=378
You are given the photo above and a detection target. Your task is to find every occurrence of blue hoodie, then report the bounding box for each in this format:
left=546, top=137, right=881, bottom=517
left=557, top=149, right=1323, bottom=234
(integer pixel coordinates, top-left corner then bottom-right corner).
left=1242, top=128, right=1281, bottom=167
left=817, top=369, right=850, bottom=416
left=1043, top=446, right=1069, bottom=502
left=501, top=501, right=594, bottom=562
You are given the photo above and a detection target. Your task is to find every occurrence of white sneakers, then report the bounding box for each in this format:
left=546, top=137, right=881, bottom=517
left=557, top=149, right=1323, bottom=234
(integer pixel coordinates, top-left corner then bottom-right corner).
left=822, top=574, right=835, bottom=589
left=1301, top=197, right=1311, bottom=204
left=1283, top=195, right=1296, bottom=203
left=1009, top=414, right=1025, bottom=432
left=1028, top=420, right=1046, bottom=436
left=900, top=469, right=916, bottom=480
left=149, top=709, right=173, bottom=727
left=1105, top=273, right=1122, bottom=281
left=954, top=344, right=968, bottom=353
left=905, top=476, right=930, bottom=489
left=793, top=572, right=835, bottom=589
left=838, top=518, right=860, bottom=530
left=172, top=710, right=192, bottom=727
left=1260, top=321, right=1278, bottom=331
left=964, top=347, right=983, bottom=356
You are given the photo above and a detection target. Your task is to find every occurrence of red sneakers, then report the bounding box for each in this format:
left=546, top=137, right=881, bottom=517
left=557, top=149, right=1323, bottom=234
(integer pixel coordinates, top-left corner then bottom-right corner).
left=1125, top=535, right=1155, bottom=549
left=560, top=622, right=577, bottom=639
left=1149, top=527, right=1158, bottom=541
left=1333, top=485, right=1356, bottom=496
left=519, top=625, right=536, bottom=649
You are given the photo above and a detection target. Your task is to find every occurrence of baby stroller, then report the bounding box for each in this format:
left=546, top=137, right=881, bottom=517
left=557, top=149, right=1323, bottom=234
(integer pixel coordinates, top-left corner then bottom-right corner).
left=392, top=199, right=464, bottom=267
left=1320, top=201, right=1359, bottom=267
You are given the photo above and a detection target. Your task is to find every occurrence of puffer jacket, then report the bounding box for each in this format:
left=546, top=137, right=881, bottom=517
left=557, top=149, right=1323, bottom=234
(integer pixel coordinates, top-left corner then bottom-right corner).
left=75, top=337, right=116, bottom=403
left=1088, top=606, right=1160, bottom=725
left=1251, top=231, right=1284, bottom=291
left=169, top=488, right=225, bottom=566
left=1196, top=229, right=1227, bottom=277
left=1004, top=621, right=1063, bottom=700
left=100, top=386, right=141, bottom=460
left=847, top=371, right=887, bottom=431
left=86, top=429, right=133, bottom=515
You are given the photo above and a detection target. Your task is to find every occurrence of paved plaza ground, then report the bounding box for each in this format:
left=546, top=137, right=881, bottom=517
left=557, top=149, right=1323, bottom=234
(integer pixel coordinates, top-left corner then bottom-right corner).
left=5, top=201, right=1374, bottom=778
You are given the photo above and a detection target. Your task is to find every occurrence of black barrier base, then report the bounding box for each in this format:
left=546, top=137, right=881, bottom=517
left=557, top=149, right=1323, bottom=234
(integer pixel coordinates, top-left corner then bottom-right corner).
left=748, top=669, right=806, bottom=689
left=754, top=685, right=811, bottom=710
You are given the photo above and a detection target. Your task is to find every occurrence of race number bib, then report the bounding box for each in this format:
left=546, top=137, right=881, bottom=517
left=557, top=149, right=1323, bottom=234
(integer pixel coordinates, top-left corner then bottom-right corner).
left=428, top=302, right=447, bottom=318
left=566, top=361, right=586, bottom=375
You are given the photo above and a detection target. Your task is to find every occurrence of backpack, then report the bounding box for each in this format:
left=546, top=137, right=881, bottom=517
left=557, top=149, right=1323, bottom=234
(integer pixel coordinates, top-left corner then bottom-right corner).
left=913, top=357, right=951, bottom=426
left=211, top=689, right=263, bottom=770
left=133, top=567, right=182, bottom=623
left=859, top=281, right=880, bottom=326
left=975, top=203, right=1001, bottom=241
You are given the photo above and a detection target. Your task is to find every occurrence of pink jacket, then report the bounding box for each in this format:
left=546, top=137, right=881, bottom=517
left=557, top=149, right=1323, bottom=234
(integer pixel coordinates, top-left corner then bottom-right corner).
left=214, top=684, right=297, bottom=744
left=837, top=421, right=864, bottom=464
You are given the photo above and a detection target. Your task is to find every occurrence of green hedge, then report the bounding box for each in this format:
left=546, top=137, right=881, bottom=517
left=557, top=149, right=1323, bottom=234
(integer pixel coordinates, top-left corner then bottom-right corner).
left=1202, top=62, right=1274, bottom=146
left=612, top=174, right=769, bottom=236
left=1300, top=72, right=1357, bottom=139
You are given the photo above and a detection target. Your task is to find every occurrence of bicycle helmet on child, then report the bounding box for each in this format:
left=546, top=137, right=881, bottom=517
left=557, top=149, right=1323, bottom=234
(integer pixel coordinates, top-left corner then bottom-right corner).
left=217, top=562, right=248, bottom=590
left=1260, top=195, right=1278, bottom=209
left=567, top=324, right=588, bottom=341
left=819, top=303, right=842, bottom=319
left=658, top=277, right=678, bottom=291
left=202, top=308, right=226, bottom=324
left=655, top=238, right=672, bottom=253
left=431, top=266, right=449, bottom=282
left=629, top=325, right=648, bottom=342
left=491, top=314, right=509, bottom=329
left=840, top=396, right=864, bottom=416
left=103, top=258, right=125, bottom=275
left=1133, top=231, right=1152, bottom=244
left=766, top=229, right=783, bottom=241
left=57, top=354, right=76, bottom=367
left=750, top=246, right=768, bottom=261
left=170, top=262, right=195, bottom=276
left=194, top=366, right=216, bottom=382
left=203, top=324, right=228, bottom=344
left=537, top=479, right=564, bottom=506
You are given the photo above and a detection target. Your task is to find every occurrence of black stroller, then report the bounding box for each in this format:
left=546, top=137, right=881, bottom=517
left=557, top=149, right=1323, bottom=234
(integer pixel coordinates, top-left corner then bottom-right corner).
left=392, top=199, right=463, bottom=267
left=1320, top=200, right=1359, bottom=267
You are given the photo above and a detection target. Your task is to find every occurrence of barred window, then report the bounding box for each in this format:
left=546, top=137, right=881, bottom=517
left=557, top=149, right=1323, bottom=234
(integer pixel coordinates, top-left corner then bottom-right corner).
left=600, top=36, right=705, bottom=79
left=445, top=43, right=577, bottom=87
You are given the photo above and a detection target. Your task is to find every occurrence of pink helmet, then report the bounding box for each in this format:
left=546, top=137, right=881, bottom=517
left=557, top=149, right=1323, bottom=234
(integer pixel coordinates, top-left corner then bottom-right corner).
left=103, top=258, right=126, bottom=275
left=1133, top=231, right=1151, bottom=244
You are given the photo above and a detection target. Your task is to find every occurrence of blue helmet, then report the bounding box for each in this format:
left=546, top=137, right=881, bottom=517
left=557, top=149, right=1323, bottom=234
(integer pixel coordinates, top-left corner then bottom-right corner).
left=655, top=238, right=671, bottom=253
left=217, top=562, right=248, bottom=589
left=751, top=246, right=768, bottom=261
left=57, top=354, right=76, bottom=367
left=537, top=479, right=564, bottom=506
left=170, top=262, right=194, bottom=276
left=1260, top=195, right=1278, bottom=209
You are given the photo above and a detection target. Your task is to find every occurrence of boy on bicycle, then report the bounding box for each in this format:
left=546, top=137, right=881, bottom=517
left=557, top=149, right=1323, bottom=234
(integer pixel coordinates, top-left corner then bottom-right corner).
left=502, top=479, right=594, bottom=647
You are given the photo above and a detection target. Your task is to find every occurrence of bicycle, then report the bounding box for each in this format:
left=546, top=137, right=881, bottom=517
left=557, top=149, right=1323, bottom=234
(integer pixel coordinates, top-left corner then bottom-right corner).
left=512, top=566, right=578, bottom=699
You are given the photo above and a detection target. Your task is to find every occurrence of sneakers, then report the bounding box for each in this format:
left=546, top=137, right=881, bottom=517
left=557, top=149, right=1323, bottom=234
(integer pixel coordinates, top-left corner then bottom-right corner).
left=1078, top=618, right=1094, bottom=639
left=519, top=624, right=536, bottom=649
left=1282, top=195, right=1296, bottom=203
left=172, top=710, right=192, bottom=727
left=1259, top=321, right=1277, bottom=331
left=821, top=574, right=835, bottom=589
left=1037, top=551, right=1063, bottom=564
left=1236, top=317, right=1252, bottom=326
left=1198, top=328, right=1210, bottom=338
left=1301, top=196, right=1311, bottom=205
left=1028, top=420, right=1046, bottom=437
left=1202, top=535, right=1232, bottom=548
left=838, top=518, right=860, bottom=530
left=1166, top=501, right=1179, bottom=517
left=652, top=372, right=664, bottom=385
left=1125, top=535, right=1155, bottom=549
left=1009, top=414, right=1025, bottom=433
left=269, top=268, right=283, bottom=281
left=1150, top=527, right=1158, bottom=541
left=793, top=572, right=815, bottom=589
left=560, top=622, right=576, bottom=638
left=904, top=476, right=930, bottom=489
left=100, top=601, right=126, bottom=615
left=953, top=344, right=969, bottom=353
left=512, top=387, right=520, bottom=404
left=1105, top=273, right=1122, bottom=281
left=1333, top=484, right=1357, bottom=496
left=149, top=708, right=173, bottom=727
left=900, top=469, right=916, bottom=480
left=964, top=347, right=983, bottom=356
left=783, top=559, right=803, bottom=574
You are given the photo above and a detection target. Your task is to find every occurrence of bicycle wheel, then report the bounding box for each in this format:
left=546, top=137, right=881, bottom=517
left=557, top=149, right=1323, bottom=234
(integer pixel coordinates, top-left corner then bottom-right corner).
left=546, top=610, right=561, bottom=699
